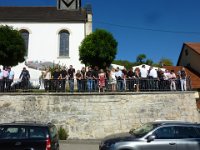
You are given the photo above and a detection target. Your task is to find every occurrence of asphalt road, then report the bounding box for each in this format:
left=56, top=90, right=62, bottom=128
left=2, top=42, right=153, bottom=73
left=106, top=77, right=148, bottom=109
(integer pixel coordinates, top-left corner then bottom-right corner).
left=60, top=140, right=99, bottom=150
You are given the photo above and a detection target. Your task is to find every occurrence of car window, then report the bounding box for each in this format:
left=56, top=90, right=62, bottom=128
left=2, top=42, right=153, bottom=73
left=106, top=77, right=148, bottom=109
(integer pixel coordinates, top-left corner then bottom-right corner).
left=175, top=126, right=198, bottom=138
left=29, top=127, right=46, bottom=139
left=0, top=126, right=26, bottom=139
left=153, top=126, right=175, bottom=139
left=131, top=123, right=159, bottom=138
left=194, top=127, right=200, bottom=138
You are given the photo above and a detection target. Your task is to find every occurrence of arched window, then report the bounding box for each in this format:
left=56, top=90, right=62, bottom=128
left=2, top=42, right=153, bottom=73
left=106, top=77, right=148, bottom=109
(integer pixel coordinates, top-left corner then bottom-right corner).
left=59, top=30, right=69, bottom=57
left=20, top=29, right=29, bottom=56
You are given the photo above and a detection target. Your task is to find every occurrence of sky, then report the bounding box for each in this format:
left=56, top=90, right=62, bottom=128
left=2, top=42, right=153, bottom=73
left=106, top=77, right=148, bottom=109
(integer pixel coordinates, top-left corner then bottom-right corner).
left=0, top=0, right=200, bottom=65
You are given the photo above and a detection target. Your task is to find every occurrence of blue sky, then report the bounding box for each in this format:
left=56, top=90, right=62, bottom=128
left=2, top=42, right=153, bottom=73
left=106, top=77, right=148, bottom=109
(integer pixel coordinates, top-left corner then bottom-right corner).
left=1, top=0, right=200, bottom=65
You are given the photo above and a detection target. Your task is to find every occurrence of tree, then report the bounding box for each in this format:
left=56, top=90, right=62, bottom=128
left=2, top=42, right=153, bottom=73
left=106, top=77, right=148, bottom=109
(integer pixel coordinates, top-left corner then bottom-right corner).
left=145, top=59, right=154, bottom=66
left=136, top=54, right=146, bottom=65
left=79, top=29, right=118, bottom=69
left=0, top=25, right=26, bottom=67
left=159, top=58, right=173, bottom=67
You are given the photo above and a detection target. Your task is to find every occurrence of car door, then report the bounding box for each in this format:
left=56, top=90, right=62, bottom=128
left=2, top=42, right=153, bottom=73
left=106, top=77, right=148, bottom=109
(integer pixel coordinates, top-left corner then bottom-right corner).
left=175, top=126, right=200, bottom=150
left=142, top=126, right=177, bottom=150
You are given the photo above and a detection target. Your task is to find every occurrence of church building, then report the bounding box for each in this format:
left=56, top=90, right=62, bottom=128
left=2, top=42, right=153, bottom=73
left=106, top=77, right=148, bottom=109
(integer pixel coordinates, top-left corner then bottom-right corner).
left=0, top=0, right=92, bottom=70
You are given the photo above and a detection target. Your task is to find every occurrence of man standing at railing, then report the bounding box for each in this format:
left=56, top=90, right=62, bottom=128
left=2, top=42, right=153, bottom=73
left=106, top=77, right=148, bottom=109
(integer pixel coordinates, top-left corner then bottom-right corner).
left=7, top=66, right=14, bottom=92
left=19, top=67, right=30, bottom=90
left=148, top=66, right=158, bottom=90
left=86, top=67, right=94, bottom=92
left=115, top=67, right=124, bottom=91
left=140, top=65, right=148, bottom=91
left=68, top=65, right=75, bottom=93
left=60, top=66, right=68, bottom=92
left=52, top=67, right=60, bottom=92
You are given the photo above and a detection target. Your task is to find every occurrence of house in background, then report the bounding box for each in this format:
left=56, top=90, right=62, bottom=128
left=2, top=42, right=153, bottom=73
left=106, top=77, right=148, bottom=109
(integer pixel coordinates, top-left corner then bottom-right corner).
left=0, top=0, right=92, bottom=71
left=165, top=43, right=200, bottom=90
left=177, top=43, right=200, bottom=75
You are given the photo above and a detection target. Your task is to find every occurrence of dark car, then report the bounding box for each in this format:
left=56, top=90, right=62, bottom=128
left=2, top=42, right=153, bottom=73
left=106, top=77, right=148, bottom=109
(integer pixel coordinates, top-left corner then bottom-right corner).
left=0, top=121, right=59, bottom=150
left=99, top=120, right=200, bottom=150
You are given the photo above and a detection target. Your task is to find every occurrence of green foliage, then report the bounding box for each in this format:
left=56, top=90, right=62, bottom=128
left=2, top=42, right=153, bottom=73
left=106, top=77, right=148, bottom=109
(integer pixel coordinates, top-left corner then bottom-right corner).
left=112, top=60, right=135, bottom=69
left=58, top=126, right=69, bottom=140
left=145, top=59, right=154, bottom=66
left=113, top=54, right=173, bottom=68
left=0, top=25, right=26, bottom=66
left=79, top=29, right=118, bottom=69
left=136, top=54, right=147, bottom=65
left=159, top=58, right=173, bottom=67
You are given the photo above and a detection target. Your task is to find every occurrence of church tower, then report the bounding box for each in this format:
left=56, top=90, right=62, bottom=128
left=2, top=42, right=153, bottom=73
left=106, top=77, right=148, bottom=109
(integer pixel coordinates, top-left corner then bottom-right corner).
left=57, top=0, right=81, bottom=10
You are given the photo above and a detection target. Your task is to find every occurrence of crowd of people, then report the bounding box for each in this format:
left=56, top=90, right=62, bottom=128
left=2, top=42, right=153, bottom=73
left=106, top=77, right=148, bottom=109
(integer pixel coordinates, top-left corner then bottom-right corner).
left=0, top=64, right=189, bottom=93
left=40, top=64, right=189, bottom=93
left=0, top=66, right=30, bottom=92
left=0, top=66, right=14, bottom=92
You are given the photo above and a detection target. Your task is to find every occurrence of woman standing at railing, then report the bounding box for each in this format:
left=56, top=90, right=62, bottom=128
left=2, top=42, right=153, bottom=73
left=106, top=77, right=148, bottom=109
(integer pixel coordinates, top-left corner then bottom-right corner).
left=109, top=68, right=116, bottom=92
left=127, top=68, right=134, bottom=91
left=98, top=69, right=106, bottom=93
left=179, top=67, right=187, bottom=91
left=134, top=67, right=141, bottom=92
left=169, top=70, right=176, bottom=91
left=44, top=67, right=51, bottom=91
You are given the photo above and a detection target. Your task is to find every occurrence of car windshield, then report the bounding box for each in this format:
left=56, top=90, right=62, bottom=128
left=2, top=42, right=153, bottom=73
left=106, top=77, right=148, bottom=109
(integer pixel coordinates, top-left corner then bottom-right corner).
left=129, top=123, right=159, bottom=138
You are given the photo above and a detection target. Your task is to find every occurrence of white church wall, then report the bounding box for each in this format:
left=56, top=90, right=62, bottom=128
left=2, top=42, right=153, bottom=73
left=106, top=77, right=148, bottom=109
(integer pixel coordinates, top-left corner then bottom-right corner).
left=3, top=22, right=85, bottom=70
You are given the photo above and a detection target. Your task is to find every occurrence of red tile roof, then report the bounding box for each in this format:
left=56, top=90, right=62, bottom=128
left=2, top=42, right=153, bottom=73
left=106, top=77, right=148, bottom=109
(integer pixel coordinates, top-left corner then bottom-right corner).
left=177, top=42, right=200, bottom=66
left=185, top=43, right=200, bottom=55
left=164, top=66, right=200, bottom=89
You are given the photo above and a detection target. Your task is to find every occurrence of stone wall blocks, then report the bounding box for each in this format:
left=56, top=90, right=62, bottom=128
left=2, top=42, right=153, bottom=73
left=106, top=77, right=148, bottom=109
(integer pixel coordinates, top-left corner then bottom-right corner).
left=0, top=92, right=199, bottom=139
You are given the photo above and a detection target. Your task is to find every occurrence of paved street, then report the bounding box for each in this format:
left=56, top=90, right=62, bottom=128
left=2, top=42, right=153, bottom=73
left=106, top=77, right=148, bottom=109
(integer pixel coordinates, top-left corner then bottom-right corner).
left=60, top=140, right=99, bottom=150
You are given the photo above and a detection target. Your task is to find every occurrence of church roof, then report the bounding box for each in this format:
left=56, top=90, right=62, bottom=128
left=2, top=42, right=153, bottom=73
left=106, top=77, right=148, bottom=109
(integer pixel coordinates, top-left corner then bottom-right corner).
left=0, top=7, right=87, bottom=22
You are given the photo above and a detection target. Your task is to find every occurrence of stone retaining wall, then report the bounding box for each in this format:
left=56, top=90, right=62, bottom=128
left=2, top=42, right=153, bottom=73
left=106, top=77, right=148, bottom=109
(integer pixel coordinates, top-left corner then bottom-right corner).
left=0, top=92, right=199, bottom=139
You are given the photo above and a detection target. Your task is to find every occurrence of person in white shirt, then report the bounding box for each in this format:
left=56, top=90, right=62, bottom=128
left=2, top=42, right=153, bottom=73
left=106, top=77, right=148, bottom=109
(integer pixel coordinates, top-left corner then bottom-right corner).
left=115, top=67, right=124, bottom=91
left=110, top=68, right=117, bottom=92
left=140, top=65, right=148, bottom=78
left=148, top=67, right=158, bottom=79
left=148, top=66, right=158, bottom=90
left=163, top=69, right=171, bottom=90
left=140, top=65, right=148, bottom=90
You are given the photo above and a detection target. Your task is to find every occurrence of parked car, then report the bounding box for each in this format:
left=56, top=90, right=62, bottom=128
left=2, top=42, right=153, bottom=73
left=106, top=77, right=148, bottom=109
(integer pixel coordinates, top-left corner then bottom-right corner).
left=99, top=120, right=200, bottom=150
left=0, top=121, right=59, bottom=150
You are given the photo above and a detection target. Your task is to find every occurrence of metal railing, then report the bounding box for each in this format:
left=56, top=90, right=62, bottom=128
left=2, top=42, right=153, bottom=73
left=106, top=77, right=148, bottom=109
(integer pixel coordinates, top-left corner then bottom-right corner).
left=0, top=78, right=191, bottom=93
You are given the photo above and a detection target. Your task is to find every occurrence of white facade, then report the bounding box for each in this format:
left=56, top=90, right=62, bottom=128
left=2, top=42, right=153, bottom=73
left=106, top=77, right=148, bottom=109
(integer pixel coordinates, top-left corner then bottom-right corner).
left=3, top=22, right=86, bottom=69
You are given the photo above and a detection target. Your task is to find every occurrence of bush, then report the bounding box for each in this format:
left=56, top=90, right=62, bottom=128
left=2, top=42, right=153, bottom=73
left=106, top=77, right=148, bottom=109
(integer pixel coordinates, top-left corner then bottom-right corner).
left=58, top=126, right=68, bottom=140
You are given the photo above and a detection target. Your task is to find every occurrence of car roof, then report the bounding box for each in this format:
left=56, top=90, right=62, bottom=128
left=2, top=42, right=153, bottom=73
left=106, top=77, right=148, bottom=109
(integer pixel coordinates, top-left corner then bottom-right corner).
left=0, top=121, right=54, bottom=127
left=152, top=120, right=198, bottom=126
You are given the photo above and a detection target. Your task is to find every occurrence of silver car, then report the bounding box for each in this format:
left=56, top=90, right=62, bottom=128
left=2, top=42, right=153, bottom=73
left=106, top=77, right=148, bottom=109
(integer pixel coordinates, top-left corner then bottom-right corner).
left=99, top=121, right=200, bottom=150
